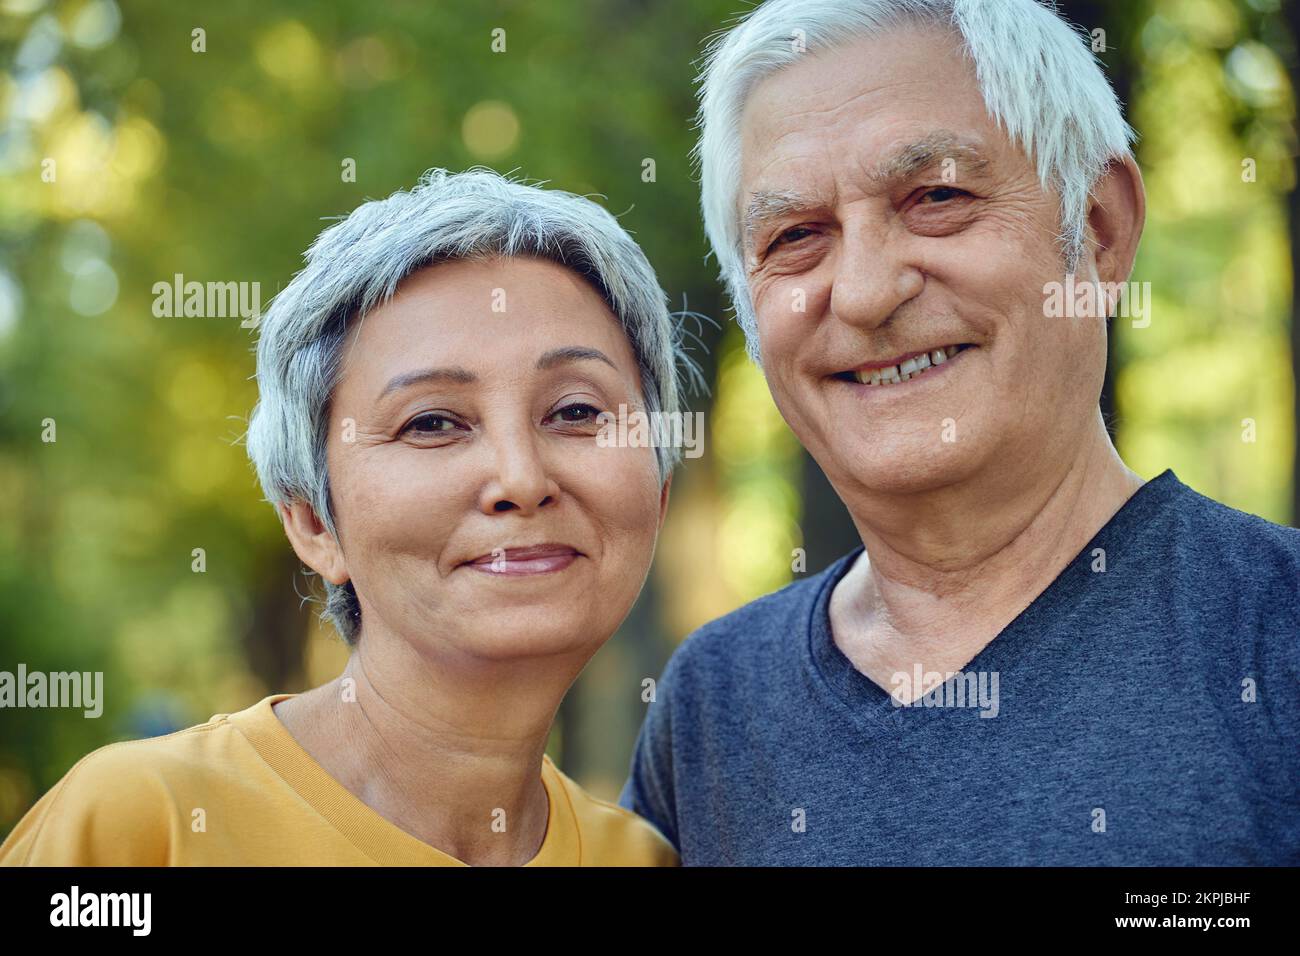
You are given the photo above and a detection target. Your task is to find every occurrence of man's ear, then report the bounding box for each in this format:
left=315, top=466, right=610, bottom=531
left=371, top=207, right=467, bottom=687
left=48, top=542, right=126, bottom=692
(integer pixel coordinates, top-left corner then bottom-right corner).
left=279, top=500, right=349, bottom=585
left=1085, top=154, right=1146, bottom=289
left=657, top=473, right=673, bottom=531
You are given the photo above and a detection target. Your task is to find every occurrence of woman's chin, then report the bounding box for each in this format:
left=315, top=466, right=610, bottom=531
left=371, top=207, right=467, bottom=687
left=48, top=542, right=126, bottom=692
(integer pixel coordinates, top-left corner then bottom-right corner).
left=457, top=615, right=615, bottom=661
left=414, top=585, right=628, bottom=659
left=374, top=560, right=645, bottom=660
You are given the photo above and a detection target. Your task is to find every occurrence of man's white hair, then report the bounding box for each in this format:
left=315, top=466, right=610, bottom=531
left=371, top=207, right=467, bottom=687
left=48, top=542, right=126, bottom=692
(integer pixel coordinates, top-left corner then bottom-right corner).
left=695, top=0, right=1136, bottom=361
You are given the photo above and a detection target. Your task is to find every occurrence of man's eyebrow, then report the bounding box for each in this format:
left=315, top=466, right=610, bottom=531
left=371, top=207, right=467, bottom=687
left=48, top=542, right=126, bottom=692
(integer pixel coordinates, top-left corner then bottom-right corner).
left=867, top=132, right=991, bottom=187
left=536, top=346, right=617, bottom=372
left=740, top=132, right=992, bottom=250
left=743, top=190, right=824, bottom=251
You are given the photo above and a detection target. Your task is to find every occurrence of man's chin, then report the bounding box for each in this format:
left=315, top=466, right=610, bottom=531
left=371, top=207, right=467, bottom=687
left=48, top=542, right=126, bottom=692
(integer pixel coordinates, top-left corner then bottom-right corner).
left=822, top=438, right=984, bottom=499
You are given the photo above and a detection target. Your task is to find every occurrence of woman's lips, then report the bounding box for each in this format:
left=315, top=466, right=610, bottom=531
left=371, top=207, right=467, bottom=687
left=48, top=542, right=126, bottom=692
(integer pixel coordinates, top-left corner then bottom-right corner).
left=464, top=544, right=581, bottom=576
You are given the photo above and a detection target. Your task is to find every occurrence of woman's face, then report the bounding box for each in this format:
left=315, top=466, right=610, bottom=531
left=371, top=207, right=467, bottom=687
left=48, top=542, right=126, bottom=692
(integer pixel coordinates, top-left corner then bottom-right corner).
left=304, top=255, right=669, bottom=660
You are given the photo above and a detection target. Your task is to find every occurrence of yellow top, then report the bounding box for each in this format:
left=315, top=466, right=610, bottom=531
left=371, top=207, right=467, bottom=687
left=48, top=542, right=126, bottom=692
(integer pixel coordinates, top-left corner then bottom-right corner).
left=0, top=693, right=678, bottom=867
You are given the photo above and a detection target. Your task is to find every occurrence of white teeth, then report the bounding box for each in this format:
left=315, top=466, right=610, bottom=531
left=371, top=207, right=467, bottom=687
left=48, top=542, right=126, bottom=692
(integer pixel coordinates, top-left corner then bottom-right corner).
left=851, top=345, right=966, bottom=386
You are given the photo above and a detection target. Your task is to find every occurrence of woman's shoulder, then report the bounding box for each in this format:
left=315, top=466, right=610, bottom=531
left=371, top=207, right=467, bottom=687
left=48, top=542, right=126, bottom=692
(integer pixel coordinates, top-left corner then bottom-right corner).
left=541, top=756, right=679, bottom=867
left=0, top=697, right=279, bottom=866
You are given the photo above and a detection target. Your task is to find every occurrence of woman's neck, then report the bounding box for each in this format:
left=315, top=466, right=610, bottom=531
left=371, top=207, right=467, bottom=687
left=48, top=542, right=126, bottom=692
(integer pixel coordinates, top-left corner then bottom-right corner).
left=275, top=640, right=586, bottom=865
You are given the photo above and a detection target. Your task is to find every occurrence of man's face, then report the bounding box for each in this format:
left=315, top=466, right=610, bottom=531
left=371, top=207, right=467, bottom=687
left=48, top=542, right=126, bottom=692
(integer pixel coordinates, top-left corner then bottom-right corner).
left=738, top=24, right=1108, bottom=500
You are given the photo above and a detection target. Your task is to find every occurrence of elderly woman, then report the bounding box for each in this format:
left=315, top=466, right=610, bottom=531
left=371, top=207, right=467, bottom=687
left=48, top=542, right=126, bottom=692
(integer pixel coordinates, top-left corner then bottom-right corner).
left=0, top=168, right=687, bottom=866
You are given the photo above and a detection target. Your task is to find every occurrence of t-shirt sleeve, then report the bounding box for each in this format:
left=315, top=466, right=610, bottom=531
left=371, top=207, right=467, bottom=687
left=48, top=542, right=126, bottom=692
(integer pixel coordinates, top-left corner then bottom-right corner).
left=0, top=744, right=174, bottom=866
left=617, top=657, right=682, bottom=852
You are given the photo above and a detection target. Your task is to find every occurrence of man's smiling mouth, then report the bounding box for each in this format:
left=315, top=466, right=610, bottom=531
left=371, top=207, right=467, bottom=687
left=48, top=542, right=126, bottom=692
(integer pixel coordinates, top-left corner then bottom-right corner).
left=834, top=343, right=976, bottom=386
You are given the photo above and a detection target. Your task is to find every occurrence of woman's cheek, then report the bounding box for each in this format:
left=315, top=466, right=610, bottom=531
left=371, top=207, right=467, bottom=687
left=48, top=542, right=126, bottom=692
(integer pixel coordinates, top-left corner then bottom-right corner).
left=335, top=451, right=457, bottom=562
left=572, top=442, right=662, bottom=534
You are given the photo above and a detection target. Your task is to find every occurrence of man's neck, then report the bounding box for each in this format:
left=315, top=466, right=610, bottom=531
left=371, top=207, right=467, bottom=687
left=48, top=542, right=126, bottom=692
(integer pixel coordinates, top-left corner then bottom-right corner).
left=829, top=420, right=1144, bottom=701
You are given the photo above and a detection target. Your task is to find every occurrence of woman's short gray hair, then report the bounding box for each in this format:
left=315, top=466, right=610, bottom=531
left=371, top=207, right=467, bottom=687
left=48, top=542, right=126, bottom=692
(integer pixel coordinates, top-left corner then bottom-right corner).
left=695, top=0, right=1137, bottom=362
left=246, top=167, right=692, bottom=645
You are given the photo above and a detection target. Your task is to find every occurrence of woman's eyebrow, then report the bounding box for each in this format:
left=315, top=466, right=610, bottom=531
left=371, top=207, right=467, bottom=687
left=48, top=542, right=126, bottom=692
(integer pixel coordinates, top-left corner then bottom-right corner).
left=535, top=346, right=618, bottom=372
left=376, top=347, right=616, bottom=401
left=378, top=366, right=477, bottom=400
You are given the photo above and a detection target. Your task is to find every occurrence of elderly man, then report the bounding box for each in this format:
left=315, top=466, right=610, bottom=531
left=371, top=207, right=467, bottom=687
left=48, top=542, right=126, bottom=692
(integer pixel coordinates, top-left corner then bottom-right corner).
left=620, top=0, right=1300, bottom=864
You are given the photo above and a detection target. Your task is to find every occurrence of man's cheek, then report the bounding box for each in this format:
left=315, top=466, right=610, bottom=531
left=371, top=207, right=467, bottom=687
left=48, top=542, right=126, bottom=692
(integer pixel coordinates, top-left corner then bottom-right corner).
left=755, top=306, right=804, bottom=363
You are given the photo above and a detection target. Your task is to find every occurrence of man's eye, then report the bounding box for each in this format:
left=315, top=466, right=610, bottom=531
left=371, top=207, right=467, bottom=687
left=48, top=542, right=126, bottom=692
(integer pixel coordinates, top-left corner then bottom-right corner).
left=918, top=187, right=967, bottom=204
left=549, top=403, right=601, bottom=425
left=770, top=226, right=814, bottom=251
left=402, top=412, right=460, bottom=435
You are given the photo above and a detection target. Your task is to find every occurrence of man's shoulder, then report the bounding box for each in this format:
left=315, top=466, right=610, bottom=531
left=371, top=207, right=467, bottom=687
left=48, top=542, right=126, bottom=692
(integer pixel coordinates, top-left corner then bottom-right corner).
left=1134, top=474, right=1300, bottom=683
left=1158, top=475, right=1300, bottom=580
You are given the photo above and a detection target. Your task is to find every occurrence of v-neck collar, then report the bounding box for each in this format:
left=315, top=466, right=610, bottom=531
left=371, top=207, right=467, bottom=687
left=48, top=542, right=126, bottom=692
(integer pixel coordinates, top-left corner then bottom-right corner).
left=227, top=693, right=581, bottom=866
left=804, top=469, right=1183, bottom=735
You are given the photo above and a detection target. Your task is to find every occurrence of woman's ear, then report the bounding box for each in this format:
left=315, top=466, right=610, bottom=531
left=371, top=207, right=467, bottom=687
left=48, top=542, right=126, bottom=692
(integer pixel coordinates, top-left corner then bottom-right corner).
left=658, top=473, right=673, bottom=531
left=279, top=500, right=349, bottom=585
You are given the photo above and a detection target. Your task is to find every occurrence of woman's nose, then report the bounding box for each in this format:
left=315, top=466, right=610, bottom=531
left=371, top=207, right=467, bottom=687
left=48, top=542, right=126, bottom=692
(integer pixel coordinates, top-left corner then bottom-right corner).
left=477, top=429, right=560, bottom=515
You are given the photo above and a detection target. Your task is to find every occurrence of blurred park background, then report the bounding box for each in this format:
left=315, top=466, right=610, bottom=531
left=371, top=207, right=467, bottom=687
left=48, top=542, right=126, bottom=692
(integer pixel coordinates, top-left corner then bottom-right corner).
left=0, top=0, right=1296, bottom=836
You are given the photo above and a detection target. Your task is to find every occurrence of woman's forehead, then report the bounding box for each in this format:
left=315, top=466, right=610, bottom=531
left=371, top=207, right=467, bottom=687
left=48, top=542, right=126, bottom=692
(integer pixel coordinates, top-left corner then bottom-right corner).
left=336, top=257, right=639, bottom=394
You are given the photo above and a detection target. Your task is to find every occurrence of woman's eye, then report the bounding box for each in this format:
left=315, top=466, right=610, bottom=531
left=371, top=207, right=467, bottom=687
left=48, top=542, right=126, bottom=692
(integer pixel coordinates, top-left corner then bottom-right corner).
left=402, top=412, right=460, bottom=435
left=549, top=403, right=601, bottom=425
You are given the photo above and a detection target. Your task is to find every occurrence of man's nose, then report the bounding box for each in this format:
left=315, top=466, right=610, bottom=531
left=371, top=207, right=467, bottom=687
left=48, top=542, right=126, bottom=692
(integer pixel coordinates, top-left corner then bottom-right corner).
left=828, top=220, right=924, bottom=331
left=477, top=427, right=560, bottom=516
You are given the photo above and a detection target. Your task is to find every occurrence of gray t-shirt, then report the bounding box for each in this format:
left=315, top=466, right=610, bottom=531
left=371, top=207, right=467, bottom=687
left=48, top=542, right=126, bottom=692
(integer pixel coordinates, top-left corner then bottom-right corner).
left=619, top=469, right=1300, bottom=864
